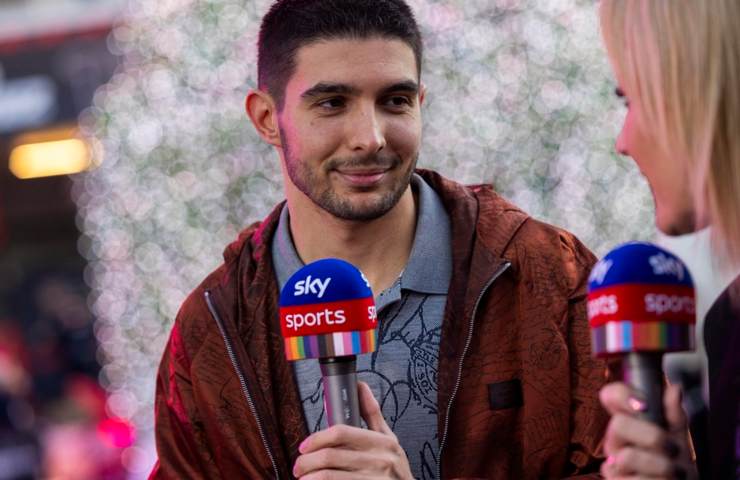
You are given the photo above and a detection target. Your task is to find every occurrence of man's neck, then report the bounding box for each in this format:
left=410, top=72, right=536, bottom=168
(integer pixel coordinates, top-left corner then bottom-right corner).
left=286, top=187, right=417, bottom=297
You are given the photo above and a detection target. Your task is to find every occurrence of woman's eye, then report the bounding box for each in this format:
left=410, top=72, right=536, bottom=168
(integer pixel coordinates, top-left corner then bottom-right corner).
left=614, top=87, right=629, bottom=108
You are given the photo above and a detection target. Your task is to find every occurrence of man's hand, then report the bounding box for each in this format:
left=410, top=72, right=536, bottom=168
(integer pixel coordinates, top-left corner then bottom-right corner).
left=293, top=381, right=413, bottom=480
left=599, top=382, right=697, bottom=480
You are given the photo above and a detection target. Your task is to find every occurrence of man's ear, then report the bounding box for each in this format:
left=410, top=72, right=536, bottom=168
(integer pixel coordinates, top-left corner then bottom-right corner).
left=419, top=82, right=427, bottom=107
left=246, top=89, right=282, bottom=148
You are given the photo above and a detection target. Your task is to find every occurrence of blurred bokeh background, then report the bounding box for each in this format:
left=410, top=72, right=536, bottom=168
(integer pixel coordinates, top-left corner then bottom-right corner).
left=1, top=0, right=732, bottom=478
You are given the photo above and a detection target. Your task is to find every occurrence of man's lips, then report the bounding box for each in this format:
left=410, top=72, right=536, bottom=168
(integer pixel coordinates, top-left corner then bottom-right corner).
left=334, top=168, right=389, bottom=186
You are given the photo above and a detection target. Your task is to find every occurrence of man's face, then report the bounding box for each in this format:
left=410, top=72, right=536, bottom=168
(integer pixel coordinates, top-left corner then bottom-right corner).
left=276, top=37, right=423, bottom=221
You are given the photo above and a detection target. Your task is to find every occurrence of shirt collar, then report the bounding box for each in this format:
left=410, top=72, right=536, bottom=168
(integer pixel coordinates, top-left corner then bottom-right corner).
left=271, top=174, right=452, bottom=296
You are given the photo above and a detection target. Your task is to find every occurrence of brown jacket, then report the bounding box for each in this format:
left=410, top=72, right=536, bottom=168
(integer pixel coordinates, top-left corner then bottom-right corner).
left=150, top=170, right=609, bottom=479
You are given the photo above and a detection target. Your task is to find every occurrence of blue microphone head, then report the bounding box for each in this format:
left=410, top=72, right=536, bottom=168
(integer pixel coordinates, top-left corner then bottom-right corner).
left=588, top=242, right=694, bottom=290
left=279, top=258, right=373, bottom=306
left=587, top=242, right=696, bottom=357
left=278, top=258, right=378, bottom=360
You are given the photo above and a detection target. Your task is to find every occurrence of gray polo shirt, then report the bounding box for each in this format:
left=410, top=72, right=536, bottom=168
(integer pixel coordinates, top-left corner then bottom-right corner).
left=271, top=174, right=452, bottom=480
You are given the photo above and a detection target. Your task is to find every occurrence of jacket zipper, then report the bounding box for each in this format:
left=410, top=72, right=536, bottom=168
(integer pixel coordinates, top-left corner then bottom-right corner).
left=437, top=262, right=511, bottom=480
left=205, top=290, right=281, bottom=480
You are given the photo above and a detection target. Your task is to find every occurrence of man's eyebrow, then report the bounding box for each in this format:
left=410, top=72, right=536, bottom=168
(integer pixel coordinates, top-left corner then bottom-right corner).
left=299, top=80, right=420, bottom=100
left=300, top=83, right=359, bottom=99
left=379, top=80, right=419, bottom=96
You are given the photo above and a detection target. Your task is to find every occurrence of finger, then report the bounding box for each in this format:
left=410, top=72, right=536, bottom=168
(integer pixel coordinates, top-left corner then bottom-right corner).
left=295, top=447, right=401, bottom=478
left=664, top=384, right=687, bottom=434
left=299, top=423, right=391, bottom=454
left=601, top=473, right=664, bottom=480
left=602, top=473, right=681, bottom=480
left=600, top=382, right=646, bottom=416
left=301, top=470, right=389, bottom=480
left=610, top=446, right=674, bottom=477
left=600, top=457, right=664, bottom=480
left=601, top=455, right=628, bottom=479
left=294, top=448, right=358, bottom=476
left=300, top=469, right=356, bottom=480
left=358, top=381, right=392, bottom=435
left=604, top=413, right=670, bottom=456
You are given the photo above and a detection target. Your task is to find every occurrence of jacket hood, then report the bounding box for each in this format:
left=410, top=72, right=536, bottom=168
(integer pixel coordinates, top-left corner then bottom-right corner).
left=415, top=168, right=529, bottom=258
left=222, top=201, right=286, bottom=266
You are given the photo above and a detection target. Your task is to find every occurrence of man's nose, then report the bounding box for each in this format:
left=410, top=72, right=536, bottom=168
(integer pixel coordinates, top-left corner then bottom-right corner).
left=346, top=106, right=386, bottom=154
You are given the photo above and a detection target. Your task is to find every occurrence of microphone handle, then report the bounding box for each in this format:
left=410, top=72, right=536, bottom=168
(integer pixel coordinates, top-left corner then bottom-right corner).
left=320, top=355, right=360, bottom=427
left=623, top=352, right=666, bottom=427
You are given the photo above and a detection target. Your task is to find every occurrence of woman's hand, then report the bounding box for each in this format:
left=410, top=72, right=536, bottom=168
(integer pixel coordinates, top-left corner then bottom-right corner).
left=599, top=382, right=698, bottom=479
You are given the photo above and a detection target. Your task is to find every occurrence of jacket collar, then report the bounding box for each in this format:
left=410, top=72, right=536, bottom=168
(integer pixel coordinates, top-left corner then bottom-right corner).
left=235, top=170, right=529, bottom=271
left=214, top=169, right=531, bottom=344
left=415, top=168, right=529, bottom=262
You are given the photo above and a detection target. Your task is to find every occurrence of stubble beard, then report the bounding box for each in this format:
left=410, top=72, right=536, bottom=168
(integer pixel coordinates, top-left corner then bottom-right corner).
left=281, top=131, right=416, bottom=222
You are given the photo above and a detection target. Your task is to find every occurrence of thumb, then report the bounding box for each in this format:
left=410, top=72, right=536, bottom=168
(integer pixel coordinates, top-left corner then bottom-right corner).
left=664, top=383, right=687, bottom=433
left=358, top=381, right=392, bottom=435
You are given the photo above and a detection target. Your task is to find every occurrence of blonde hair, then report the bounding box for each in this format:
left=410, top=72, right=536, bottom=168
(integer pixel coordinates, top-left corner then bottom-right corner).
left=600, top=0, right=740, bottom=265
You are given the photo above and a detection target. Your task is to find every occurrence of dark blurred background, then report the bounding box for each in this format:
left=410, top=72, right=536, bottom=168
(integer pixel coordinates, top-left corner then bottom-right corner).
left=0, top=1, right=131, bottom=478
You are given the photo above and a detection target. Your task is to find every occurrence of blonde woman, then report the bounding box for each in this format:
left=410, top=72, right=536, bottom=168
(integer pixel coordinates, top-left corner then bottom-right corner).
left=597, top=1, right=740, bottom=479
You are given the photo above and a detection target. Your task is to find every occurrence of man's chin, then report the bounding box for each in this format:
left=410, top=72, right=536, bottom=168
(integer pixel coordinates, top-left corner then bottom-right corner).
left=316, top=191, right=403, bottom=222
left=325, top=202, right=396, bottom=222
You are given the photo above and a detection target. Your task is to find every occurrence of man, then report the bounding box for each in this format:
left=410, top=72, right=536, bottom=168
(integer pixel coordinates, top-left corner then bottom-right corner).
left=151, top=1, right=609, bottom=478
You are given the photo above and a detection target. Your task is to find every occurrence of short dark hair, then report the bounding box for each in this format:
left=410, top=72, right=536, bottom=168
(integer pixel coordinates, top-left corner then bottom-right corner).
left=257, top=0, right=423, bottom=109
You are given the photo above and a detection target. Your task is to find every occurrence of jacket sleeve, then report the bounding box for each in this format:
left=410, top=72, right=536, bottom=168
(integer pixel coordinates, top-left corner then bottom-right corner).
left=149, top=308, right=223, bottom=479
left=560, top=235, right=610, bottom=479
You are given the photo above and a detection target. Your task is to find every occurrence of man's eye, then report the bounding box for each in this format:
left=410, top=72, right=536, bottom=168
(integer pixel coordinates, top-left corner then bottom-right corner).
left=385, top=96, right=412, bottom=108
left=317, top=97, right=345, bottom=109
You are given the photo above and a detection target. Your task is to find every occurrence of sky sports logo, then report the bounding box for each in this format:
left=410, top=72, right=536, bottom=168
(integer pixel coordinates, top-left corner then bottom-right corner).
left=285, top=308, right=346, bottom=331
left=648, top=253, right=686, bottom=281
left=588, top=259, right=613, bottom=285
left=588, top=292, right=695, bottom=319
left=284, top=305, right=377, bottom=332
left=588, top=294, right=618, bottom=318
left=294, top=275, right=331, bottom=298
left=644, top=293, right=694, bottom=315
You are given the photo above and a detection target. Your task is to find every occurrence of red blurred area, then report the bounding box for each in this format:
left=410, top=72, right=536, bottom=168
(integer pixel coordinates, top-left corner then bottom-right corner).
left=98, top=417, right=136, bottom=449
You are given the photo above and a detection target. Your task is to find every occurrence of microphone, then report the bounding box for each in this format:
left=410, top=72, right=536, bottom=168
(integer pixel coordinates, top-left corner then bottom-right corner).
left=587, top=242, right=696, bottom=426
left=279, top=258, right=378, bottom=427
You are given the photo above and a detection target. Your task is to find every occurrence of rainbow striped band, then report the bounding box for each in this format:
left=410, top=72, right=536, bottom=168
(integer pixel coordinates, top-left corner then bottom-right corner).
left=284, top=328, right=377, bottom=361
left=591, top=321, right=694, bottom=357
